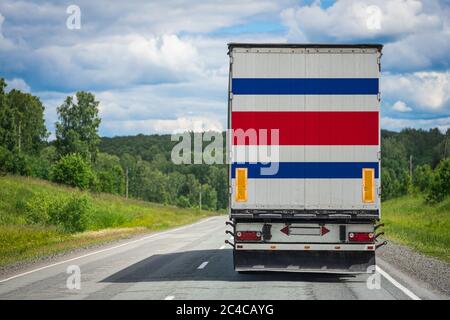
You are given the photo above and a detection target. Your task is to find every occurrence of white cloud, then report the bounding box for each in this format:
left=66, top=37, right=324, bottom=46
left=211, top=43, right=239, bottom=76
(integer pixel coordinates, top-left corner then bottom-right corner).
left=0, top=12, right=14, bottom=49
left=280, top=0, right=450, bottom=72
left=103, top=116, right=224, bottom=135
left=381, top=116, right=450, bottom=132
left=0, top=1, right=281, bottom=47
left=38, top=73, right=229, bottom=136
left=392, top=100, right=412, bottom=112
left=5, top=77, right=30, bottom=92
left=28, top=33, right=207, bottom=91
left=281, top=0, right=443, bottom=41
left=383, top=71, right=450, bottom=111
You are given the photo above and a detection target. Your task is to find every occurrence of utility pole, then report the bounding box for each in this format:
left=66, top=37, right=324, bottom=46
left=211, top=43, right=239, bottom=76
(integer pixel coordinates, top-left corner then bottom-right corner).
left=444, top=132, right=449, bottom=158
left=125, top=167, right=129, bottom=199
left=409, top=155, right=413, bottom=177
left=199, top=185, right=202, bottom=211
left=18, top=120, right=21, bottom=153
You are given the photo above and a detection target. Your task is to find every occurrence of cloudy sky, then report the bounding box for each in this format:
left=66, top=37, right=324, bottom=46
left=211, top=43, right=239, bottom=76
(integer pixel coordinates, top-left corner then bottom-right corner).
left=0, top=0, right=449, bottom=137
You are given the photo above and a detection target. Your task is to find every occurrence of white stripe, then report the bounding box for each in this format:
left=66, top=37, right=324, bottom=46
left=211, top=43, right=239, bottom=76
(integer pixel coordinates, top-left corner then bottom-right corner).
left=219, top=245, right=226, bottom=250
left=231, top=179, right=380, bottom=210
left=197, top=261, right=209, bottom=269
left=376, top=266, right=421, bottom=300
left=0, top=217, right=217, bottom=283
left=164, top=295, right=175, bottom=300
left=232, top=146, right=379, bottom=163
left=232, top=95, right=379, bottom=112
left=232, top=50, right=379, bottom=78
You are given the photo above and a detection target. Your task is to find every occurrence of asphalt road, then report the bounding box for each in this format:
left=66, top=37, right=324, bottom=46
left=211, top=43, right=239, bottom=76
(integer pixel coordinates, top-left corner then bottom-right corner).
left=0, top=216, right=444, bottom=300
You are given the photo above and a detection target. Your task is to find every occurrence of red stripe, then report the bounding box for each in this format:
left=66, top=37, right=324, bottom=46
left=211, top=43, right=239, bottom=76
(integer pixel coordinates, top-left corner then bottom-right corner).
left=232, top=111, right=379, bottom=145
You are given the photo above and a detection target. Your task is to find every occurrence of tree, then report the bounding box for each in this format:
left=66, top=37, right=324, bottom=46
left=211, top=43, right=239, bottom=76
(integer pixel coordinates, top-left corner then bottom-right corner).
left=7, top=89, right=48, bottom=154
left=207, top=166, right=228, bottom=209
left=201, top=183, right=218, bottom=210
left=93, top=153, right=125, bottom=194
left=0, top=79, right=15, bottom=151
left=0, top=80, right=47, bottom=153
left=427, top=158, right=450, bottom=203
left=413, top=164, right=433, bottom=192
left=55, top=91, right=101, bottom=162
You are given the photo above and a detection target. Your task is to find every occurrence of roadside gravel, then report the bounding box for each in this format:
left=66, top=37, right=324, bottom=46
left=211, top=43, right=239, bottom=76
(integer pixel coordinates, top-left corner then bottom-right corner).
left=378, top=240, right=450, bottom=297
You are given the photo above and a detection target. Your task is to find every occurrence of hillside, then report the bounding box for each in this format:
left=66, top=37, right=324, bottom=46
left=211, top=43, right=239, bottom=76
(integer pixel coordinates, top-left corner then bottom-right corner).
left=0, top=175, right=218, bottom=268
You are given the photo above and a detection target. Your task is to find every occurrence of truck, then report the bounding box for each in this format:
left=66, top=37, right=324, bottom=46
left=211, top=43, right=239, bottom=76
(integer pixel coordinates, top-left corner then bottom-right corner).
left=226, top=43, right=384, bottom=273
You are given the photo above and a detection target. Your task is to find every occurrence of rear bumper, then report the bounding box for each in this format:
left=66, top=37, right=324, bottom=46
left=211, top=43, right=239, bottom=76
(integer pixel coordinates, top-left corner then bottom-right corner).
left=234, top=250, right=375, bottom=274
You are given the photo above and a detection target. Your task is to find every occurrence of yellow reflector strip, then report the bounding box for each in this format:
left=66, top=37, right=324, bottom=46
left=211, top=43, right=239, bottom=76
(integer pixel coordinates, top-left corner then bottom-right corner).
left=235, top=168, right=248, bottom=202
left=362, top=168, right=375, bottom=203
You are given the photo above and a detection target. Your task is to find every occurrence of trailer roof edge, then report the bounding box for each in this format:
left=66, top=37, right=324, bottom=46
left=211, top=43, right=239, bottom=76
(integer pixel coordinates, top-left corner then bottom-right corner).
left=227, top=43, right=383, bottom=52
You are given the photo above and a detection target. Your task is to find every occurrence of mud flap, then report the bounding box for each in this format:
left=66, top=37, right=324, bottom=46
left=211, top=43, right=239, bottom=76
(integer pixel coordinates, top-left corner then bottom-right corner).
left=234, top=250, right=375, bottom=274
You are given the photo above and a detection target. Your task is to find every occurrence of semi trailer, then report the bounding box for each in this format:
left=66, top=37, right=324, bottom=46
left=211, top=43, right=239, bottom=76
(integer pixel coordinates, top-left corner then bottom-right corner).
left=226, top=43, right=385, bottom=273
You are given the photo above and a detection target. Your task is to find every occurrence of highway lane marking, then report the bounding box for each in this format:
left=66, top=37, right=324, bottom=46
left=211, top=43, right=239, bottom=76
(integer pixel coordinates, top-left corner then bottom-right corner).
left=164, top=295, right=175, bottom=300
left=0, top=216, right=219, bottom=283
left=197, top=261, right=209, bottom=269
left=376, top=266, right=421, bottom=300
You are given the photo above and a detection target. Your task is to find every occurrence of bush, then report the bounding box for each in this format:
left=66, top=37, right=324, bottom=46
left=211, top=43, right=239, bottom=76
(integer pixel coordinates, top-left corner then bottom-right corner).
left=24, top=194, right=52, bottom=225
left=50, top=154, right=93, bottom=189
left=177, top=196, right=190, bottom=208
left=427, top=158, right=450, bottom=203
left=50, top=194, right=91, bottom=233
left=25, top=192, right=91, bottom=233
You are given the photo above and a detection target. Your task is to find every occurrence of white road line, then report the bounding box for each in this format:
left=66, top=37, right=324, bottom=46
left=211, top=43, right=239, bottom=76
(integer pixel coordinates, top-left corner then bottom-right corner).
left=164, top=295, right=175, bottom=300
left=197, top=261, right=209, bottom=269
left=376, top=266, right=421, bottom=300
left=219, top=245, right=226, bottom=250
left=0, top=216, right=218, bottom=283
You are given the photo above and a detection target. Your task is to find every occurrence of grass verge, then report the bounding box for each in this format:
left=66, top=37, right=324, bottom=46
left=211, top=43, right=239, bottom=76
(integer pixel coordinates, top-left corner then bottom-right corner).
left=381, top=194, right=450, bottom=264
left=0, top=175, right=219, bottom=268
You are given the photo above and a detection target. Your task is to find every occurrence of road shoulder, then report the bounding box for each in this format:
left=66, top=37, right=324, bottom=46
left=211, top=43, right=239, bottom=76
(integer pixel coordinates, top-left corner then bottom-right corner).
left=377, top=241, right=450, bottom=299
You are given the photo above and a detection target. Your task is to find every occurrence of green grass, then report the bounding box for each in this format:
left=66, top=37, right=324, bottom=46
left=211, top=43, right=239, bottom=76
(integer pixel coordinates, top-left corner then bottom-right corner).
left=0, top=175, right=219, bottom=267
left=381, top=194, right=450, bottom=263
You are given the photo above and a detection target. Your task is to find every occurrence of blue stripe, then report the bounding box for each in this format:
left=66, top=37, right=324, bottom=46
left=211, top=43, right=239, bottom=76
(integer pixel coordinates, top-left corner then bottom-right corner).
left=231, top=162, right=379, bottom=179
left=232, top=78, right=379, bottom=95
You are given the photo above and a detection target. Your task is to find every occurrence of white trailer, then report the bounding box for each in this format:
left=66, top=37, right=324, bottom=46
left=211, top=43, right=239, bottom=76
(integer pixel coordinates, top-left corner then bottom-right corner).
left=226, top=43, right=384, bottom=273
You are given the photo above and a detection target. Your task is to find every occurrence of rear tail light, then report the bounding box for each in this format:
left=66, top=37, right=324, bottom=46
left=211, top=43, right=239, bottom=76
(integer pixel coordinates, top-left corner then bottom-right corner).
left=236, top=231, right=262, bottom=241
left=348, top=232, right=374, bottom=242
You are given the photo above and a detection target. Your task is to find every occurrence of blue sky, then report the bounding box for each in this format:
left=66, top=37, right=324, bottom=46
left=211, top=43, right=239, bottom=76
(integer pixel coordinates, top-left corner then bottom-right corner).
left=0, top=0, right=449, bottom=137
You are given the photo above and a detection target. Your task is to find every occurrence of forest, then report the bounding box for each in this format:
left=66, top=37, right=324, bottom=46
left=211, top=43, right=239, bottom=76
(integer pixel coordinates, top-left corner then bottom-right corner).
left=1, top=77, right=449, bottom=212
